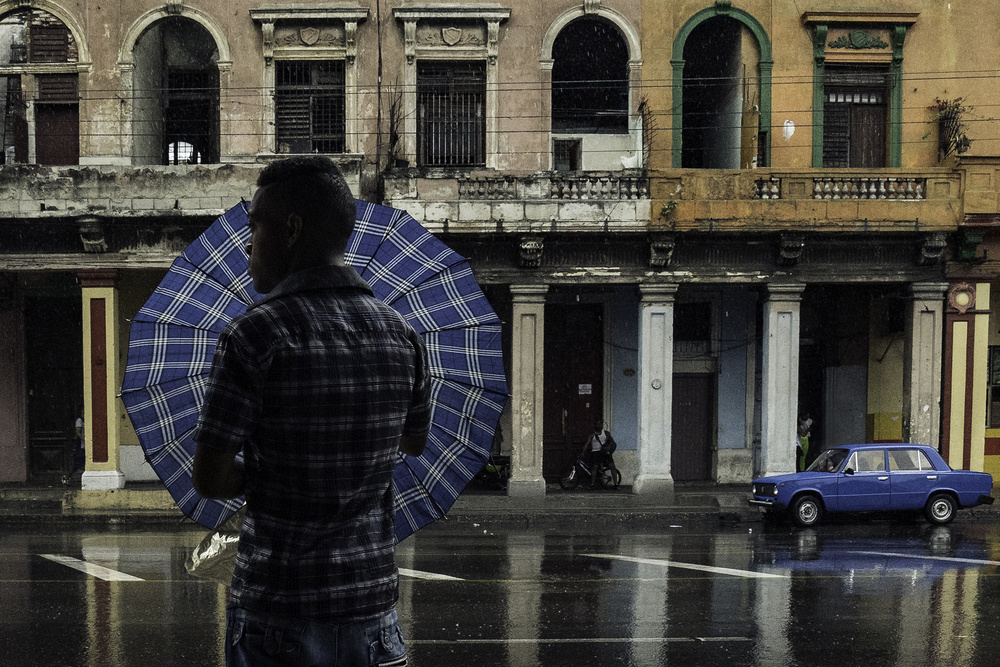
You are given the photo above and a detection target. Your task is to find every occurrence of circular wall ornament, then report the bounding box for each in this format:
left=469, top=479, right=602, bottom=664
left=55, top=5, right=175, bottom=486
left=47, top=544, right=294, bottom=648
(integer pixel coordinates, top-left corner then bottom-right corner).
left=948, top=282, right=976, bottom=314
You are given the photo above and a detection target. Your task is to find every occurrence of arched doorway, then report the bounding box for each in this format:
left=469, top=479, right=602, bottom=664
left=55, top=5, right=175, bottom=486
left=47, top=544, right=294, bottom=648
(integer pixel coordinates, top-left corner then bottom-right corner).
left=671, top=7, right=772, bottom=168
left=132, top=17, right=219, bottom=164
left=0, top=7, right=81, bottom=165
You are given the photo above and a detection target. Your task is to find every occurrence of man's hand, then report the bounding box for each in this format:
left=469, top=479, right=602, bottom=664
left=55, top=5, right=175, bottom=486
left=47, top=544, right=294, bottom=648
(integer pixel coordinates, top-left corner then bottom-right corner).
left=193, top=443, right=246, bottom=499
left=400, top=433, right=427, bottom=457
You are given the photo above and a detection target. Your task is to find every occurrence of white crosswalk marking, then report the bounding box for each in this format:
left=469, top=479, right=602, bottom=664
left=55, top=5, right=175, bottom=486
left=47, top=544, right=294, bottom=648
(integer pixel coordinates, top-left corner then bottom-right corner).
left=585, top=553, right=788, bottom=579
left=851, top=550, right=1000, bottom=566
left=40, top=554, right=144, bottom=581
left=397, top=567, right=463, bottom=581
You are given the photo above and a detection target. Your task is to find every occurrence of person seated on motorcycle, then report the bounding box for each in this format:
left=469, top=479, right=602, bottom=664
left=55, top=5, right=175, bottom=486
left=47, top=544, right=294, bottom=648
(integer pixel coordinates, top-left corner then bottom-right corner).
left=580, top=419, right=618, bottom=487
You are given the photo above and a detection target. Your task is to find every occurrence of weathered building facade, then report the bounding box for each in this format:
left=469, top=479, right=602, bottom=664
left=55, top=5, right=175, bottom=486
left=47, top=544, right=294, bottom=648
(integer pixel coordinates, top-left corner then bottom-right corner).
left=0, top=0, right=997, bottom=498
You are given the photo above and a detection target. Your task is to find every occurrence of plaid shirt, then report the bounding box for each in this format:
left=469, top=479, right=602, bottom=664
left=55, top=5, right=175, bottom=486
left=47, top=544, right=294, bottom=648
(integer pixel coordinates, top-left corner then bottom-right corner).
left=194, top=265, right=432, bottom=621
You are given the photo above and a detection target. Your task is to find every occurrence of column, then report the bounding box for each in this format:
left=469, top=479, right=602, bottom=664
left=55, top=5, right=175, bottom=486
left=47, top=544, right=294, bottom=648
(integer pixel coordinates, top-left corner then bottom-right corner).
left=943, top=282, right=990, bottom=470
left=634, top=283, right=677, bottom=495
left=903, top=282, right=947, bottom=449
left=508, top=285, right=547, bottom=497
left=79, top=269, right=125, bottom=490
left=760, top=282, right=803, bottom=477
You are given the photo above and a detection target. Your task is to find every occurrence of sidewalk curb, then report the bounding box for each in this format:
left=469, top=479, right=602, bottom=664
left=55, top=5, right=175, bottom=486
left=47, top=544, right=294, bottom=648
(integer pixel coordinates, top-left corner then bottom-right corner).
left=3, top=482, right=999, bottom=528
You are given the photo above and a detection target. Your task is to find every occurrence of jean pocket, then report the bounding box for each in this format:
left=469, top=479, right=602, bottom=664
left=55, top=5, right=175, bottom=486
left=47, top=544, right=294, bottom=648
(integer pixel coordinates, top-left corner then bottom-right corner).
left=370, top=617, right=407, bottom=667
left=263, top=626, right=300, bottom=659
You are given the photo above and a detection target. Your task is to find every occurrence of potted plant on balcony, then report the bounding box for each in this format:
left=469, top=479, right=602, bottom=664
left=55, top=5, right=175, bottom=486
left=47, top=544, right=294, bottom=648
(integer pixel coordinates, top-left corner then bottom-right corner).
left=931, top=97, right=973, bottom=160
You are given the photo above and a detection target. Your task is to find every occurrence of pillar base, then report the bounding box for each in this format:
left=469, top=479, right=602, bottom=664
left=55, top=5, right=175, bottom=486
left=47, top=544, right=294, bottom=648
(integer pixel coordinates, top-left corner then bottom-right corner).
left=81, top=470, right=126, bottom=490
left=632, top=474, right=674, bottom=496
left=507, top=478, right=546, bottom=498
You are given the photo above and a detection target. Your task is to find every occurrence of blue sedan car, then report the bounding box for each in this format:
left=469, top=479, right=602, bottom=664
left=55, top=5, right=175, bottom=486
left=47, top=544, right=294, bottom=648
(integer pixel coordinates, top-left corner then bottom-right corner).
left=750, top=443, right=994, bottom=527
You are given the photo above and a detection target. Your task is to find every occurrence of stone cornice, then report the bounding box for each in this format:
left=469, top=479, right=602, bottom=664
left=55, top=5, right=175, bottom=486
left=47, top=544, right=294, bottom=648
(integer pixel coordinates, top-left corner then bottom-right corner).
left=393, top=3, right=511, bottom=22
left=802, top=11, right=919, bottom=26
left=250, top=4, right=369, bottom=23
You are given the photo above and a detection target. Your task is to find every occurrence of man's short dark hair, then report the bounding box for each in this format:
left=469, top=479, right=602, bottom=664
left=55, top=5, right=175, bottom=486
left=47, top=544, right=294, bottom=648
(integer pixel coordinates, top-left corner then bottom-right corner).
left=256, top=156, right=356, bottom=248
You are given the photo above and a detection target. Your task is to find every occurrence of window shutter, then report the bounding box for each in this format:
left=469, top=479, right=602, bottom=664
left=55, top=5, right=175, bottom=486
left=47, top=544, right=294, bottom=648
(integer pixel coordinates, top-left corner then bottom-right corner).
left=37, top=75, right=77, bottom=103
left=29, top=25, right=69, bottom=63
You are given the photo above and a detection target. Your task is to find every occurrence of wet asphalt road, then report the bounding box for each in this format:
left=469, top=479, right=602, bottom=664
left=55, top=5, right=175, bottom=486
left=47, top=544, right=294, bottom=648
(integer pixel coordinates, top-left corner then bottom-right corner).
left=3, top=516, right=1000, bottom=666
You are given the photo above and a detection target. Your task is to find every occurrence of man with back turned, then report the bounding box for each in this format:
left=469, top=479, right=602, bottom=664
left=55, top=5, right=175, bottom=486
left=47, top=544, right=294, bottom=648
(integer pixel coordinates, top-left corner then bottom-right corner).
left=193, top=156, right=432, bottom=666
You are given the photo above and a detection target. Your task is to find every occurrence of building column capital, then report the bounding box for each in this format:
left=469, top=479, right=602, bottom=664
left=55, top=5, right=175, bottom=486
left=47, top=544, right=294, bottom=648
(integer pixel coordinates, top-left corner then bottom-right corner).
left=909, top=281, right=948, bottom=301
left=77, top=269, right=120, bottom=289
left=639, top=282, right=679, bottom=303
left=766, top=281, right=804, bottom=302
left=510, top=284, right=548, bottom=303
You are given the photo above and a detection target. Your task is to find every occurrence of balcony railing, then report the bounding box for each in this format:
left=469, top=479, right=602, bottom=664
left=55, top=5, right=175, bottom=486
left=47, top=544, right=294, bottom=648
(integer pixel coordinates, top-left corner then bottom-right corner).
left=457, top=172, right=649, bottom=201
left=754, top=174, right=929, bottom=200
left=386, top=170, right=651, bottom=231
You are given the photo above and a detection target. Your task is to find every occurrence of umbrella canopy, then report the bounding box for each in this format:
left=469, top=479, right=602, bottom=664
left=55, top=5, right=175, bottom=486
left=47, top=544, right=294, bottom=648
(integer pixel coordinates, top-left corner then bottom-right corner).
left=121, top=201, right=508, bottom=538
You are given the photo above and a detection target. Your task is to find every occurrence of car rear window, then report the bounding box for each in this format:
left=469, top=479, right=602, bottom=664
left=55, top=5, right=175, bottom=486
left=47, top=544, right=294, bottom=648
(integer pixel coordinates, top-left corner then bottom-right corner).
left=888, top=448, right=934, bottom=471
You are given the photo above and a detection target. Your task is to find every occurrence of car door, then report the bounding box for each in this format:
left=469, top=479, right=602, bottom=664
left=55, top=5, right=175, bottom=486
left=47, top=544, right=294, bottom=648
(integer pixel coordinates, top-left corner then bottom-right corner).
left=836, top=449, right=890, bottom=511
left=888, top=448, right=937, bottom=510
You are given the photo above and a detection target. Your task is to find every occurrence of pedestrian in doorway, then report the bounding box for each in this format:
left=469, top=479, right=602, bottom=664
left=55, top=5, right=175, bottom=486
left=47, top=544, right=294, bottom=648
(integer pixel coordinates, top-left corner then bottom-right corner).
left=797, top=414, right=813, bottom=472
left=581, top=419, right=618, bottom=487
left=62, top=406, right=84, bottom=486
left=192, top=156, right=432, bottom=666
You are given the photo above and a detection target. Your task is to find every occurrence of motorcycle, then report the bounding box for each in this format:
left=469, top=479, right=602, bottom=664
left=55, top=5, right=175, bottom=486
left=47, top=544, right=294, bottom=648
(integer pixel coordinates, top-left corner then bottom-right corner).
left=559, top=453, right=622, bottom=490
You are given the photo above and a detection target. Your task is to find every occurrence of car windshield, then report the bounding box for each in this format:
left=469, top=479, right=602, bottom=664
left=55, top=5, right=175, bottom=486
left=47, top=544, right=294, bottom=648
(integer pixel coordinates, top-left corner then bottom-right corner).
left=807, top=448, right=849, bottom=473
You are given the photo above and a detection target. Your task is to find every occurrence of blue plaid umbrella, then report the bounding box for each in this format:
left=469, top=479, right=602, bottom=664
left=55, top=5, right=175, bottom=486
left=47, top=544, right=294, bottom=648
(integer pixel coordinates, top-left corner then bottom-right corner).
left=121, top=201, right=508, bottom=537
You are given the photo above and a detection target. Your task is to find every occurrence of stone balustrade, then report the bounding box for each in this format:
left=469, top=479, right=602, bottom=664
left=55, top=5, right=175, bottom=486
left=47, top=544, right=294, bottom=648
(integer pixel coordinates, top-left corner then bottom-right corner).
left=456, top=172, right=649, bottom=201
left=752, top=172, right=944, bottom=201
left=386, top=170, right=651, bottom=232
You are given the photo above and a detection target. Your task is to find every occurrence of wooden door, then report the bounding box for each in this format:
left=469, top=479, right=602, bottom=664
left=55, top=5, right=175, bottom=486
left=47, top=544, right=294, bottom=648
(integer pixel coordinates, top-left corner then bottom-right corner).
left=671, top=374, right=714, bottom=481
left=35, top=104, right=78, bottom=166
left=542, top=304, right=603, bottom=479
left=850, top=103, right=886, bottom=168
left=26, top=292, right=82, bottom=478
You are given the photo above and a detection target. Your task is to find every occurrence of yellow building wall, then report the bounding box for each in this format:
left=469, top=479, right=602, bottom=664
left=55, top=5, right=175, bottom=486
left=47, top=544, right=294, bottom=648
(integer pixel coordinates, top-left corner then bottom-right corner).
left=867, top=294, right=904, bottom=442
left=641, top=0, right=1000, bottom=216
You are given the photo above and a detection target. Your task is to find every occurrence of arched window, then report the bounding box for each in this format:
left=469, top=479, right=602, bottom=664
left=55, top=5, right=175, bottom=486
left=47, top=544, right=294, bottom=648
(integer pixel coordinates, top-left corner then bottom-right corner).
left=551, top=18, right=628, bottom=135
left=671, top=7, right=773, bottom=169
left=681, top=16, right=760, bottom=169
left=132, top=17, right=219, bottom=165
left=0, top=8, right=79, bottom=165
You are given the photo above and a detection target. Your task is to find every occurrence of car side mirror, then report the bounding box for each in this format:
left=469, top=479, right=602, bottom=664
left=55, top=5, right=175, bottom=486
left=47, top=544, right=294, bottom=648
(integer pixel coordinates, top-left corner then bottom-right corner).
left=844, top=468, right=854, bottom=475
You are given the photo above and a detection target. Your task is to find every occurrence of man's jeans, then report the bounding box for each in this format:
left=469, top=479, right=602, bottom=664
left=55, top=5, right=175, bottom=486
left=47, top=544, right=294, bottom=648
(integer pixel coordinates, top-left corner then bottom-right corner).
left=226, top=606, right=407, bottom=666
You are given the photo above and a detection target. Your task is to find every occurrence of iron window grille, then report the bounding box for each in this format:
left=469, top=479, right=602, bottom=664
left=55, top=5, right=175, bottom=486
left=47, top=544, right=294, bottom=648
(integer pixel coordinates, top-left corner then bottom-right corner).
left=417, top=61, right=486, bottom=168
left=275, top=60, right=346, bottom=154
left=163, top=68, right=219, bottom=164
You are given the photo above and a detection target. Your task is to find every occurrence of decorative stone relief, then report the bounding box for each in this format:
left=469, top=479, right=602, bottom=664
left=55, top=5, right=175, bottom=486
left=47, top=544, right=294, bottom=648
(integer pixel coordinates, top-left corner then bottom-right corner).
left=520, top=236, right=544, bottom=268
left=260, top=21, right=275, bottom=64
left=165, top=0, right=183, bottom=17
left=584, top=0, right=602, bottom=15
left=416, top=24, right=485, bottom=46
left=778, top=234, right=804, bottom=266
left=649, top=236, right=675, bottom=268
left=829, top=30, right=888, bottom=49
left=78, top=218, right=107, bottom=253
left=917, top=233, right=947, bottom=266
left=274, top=25, right=346, bottom=48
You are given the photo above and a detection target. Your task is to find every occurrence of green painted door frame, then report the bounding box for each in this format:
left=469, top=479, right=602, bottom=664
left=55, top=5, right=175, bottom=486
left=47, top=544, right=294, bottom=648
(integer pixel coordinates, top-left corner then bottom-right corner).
left=810, top=23, right=909, bottom=168
left=670, top=2, right=773, bottom=169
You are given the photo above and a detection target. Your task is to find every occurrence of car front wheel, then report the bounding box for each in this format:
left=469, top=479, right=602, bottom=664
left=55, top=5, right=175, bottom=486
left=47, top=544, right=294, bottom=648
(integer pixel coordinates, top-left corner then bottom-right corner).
left=925, top=493, right=956, bottom=525
left=792, top=494, right=823, bottom=527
